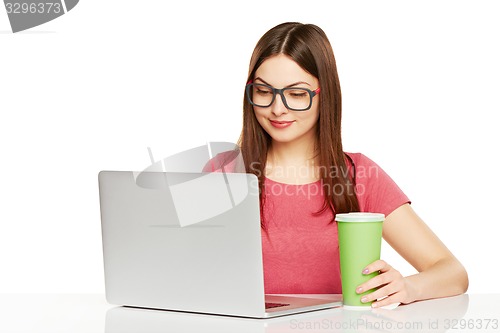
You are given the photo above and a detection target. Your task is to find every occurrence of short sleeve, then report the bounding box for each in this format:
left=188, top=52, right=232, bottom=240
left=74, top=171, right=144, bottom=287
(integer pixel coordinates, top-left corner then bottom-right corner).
left=347, top=153, right=411, bottom=217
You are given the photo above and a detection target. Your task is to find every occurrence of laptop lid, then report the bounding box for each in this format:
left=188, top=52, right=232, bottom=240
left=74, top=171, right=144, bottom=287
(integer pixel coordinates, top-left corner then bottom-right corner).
left=99, top=171, right=269, bottom=318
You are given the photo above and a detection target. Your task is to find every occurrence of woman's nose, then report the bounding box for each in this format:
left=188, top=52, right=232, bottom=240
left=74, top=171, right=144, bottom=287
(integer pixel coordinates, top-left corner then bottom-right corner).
left=270, top=93, right=288, bottom=117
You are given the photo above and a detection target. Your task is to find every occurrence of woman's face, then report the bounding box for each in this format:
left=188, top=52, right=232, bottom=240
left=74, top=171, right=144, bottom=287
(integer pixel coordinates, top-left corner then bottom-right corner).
left=252, top=54, right=320, bottom=145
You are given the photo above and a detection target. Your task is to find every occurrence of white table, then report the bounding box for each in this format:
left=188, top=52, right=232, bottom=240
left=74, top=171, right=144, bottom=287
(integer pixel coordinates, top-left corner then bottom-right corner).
left=0, top=294, right=498, bottom=332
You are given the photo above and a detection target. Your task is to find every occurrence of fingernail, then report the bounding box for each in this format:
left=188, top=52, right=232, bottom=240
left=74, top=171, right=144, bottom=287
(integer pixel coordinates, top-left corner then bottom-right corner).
left=371, top=302, right=378, bottom=308
left=356, top=287, right=363, bottom=293
left=361, top=297, right=368, bottom=303
left=362, top=268, right=369, bottom=274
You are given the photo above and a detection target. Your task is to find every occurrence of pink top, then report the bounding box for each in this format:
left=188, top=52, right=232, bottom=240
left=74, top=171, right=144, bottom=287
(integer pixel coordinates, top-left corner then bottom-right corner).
left=204, top=152, right=410, bottom=294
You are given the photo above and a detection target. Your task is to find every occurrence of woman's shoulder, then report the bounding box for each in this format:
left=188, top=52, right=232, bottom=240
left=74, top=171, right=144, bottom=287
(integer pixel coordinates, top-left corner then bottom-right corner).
left=344, top=152, right=388, bottom=180
left=202, top=149, right=246, bottom=173
left=345, top=152, right=376, bottom=167
left=345, top=152, right=410, bottom=215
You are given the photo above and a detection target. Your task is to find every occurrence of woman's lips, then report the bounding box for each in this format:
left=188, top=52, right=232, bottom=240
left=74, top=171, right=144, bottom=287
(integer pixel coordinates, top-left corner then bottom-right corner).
left=270, top=120, right=295, bottom=129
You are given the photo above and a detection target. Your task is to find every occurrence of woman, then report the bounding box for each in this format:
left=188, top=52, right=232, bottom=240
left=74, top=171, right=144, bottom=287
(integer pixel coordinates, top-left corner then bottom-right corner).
left=206, top=22, right=468, bottom=308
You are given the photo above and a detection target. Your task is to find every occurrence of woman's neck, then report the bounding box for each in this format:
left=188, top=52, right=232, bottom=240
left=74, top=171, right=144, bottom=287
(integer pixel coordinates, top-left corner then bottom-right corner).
left=266, top=138, right=319, bottom=184
left=269, top=140, right=316, bottom=164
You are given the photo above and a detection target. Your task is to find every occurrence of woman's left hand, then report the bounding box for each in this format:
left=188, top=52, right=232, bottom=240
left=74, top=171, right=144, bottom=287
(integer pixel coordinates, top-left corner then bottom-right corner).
left=356, top=259, right=417, bottom=308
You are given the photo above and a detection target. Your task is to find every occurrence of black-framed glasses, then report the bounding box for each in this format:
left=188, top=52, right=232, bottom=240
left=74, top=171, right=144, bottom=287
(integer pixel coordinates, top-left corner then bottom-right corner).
left=245, top=82, right=321, bottom=111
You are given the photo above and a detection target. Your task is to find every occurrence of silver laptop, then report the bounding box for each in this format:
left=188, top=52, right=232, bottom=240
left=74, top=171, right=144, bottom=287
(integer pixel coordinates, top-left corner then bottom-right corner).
left=99, top=170, right=342, bottom=318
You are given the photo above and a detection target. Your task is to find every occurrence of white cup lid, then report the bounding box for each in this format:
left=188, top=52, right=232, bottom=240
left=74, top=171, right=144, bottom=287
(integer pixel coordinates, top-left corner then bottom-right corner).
left=335, top=212, right=385, bottom=222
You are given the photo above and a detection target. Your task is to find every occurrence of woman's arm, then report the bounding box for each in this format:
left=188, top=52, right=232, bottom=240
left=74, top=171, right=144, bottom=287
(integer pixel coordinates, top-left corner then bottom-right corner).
left=356, top=203, right=468, bottom=307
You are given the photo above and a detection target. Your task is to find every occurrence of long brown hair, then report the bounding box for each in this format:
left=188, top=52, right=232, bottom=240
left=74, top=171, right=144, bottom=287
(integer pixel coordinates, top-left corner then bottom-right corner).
left=237, top=22, right=359, bottom=226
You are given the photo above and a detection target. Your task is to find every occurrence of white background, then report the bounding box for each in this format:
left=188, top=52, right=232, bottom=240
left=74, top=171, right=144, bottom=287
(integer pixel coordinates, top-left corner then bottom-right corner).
left=1, top=0, right=499, bottom=293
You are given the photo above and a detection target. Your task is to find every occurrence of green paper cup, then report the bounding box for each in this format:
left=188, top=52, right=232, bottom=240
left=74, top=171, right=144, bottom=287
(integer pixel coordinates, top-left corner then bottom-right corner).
left=335, top=212, right=385, bottom=310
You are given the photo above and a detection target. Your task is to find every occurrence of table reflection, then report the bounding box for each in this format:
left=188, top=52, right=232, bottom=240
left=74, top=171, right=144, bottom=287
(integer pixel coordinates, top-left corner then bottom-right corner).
left=105, top=295, right=469, bottom=333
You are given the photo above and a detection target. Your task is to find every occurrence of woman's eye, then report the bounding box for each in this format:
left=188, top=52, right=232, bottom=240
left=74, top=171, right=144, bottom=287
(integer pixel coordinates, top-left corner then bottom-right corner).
left=289, top=91, right=308, bottom=98
left=256, top=89, right=272, bottom=95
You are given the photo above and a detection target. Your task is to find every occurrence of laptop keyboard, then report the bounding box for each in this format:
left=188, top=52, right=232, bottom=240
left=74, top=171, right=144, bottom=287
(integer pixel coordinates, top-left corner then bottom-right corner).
left=265, top=302, right=290, bottom=309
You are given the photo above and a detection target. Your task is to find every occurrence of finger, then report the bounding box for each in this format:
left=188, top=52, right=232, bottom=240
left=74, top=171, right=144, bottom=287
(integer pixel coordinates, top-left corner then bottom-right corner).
left=356, top=275, right=385, bottom=295
left=371, top=294, right=401, bottom=308
left=356, top=269, right=398, bottom=294
left=362, top=259, right=392, bottom=275
left=361, top=281, right=401, bottom=303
